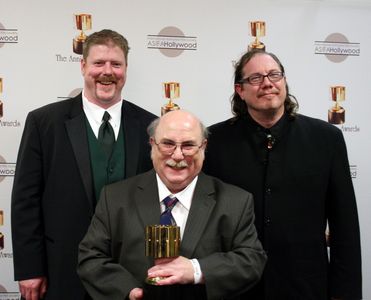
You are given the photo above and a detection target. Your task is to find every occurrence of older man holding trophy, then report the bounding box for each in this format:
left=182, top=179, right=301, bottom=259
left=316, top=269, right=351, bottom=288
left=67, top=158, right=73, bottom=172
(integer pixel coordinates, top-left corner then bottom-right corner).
left=77, top=110, right=266, bottom=300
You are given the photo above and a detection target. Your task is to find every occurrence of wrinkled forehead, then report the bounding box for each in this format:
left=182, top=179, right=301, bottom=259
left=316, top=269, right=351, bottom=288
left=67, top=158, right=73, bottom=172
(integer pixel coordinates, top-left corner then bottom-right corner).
left=155, top=117, right=203, bottom=141
left=243, top=53, right=281, bottom=74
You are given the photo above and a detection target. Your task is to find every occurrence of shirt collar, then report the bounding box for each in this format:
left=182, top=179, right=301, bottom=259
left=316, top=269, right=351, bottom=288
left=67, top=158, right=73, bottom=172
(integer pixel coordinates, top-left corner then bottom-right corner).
left=244, top=111, right=290, bottom=142
left=82, top=90, right=122, bottom=130
left=156, top=173, right=198, bottom=211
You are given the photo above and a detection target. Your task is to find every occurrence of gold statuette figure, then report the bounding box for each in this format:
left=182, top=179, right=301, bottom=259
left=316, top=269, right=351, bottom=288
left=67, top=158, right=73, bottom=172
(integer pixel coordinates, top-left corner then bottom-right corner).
left=328, top=86, right=346, bottom=124
left=161, top=82, right=180, bottom=115
left=248, top=21, right=266, bottom=51
left=73, top=14, right=92, bottom=55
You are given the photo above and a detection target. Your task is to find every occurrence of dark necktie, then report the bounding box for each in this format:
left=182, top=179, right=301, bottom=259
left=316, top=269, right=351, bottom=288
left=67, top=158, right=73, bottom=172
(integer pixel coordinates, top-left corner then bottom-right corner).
left=160, top=196, right=178, bottom=225
left=98, top=111, right=115, bottom=157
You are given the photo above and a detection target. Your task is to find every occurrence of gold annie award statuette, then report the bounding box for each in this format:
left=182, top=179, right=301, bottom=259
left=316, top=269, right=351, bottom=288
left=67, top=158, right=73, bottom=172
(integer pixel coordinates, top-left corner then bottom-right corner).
left=328, top=86, right=346, bottom=124
left=248, top=21, right=266, bottom=51
left=145, top=225, right=181, bottom=285
left=73, top=14, right=92, bottom=55
left=0, top=77, right=3, bottom=118
left=161, top=82, right=180, bottom=115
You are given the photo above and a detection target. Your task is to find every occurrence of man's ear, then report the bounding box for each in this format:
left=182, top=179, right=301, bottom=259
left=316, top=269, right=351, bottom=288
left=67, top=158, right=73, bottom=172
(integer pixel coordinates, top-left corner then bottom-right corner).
left=81, top=59, right=86, bottom=75
left=235, top=84, right=243, bottom=99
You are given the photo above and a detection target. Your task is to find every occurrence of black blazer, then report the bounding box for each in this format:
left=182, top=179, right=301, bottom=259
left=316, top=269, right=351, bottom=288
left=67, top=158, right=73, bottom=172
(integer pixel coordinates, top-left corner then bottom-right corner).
left=11, top=93, right=157, bottom=299
left=203, top=114, right=362, bottom=300
left=78, top=170, right=267, bottom=300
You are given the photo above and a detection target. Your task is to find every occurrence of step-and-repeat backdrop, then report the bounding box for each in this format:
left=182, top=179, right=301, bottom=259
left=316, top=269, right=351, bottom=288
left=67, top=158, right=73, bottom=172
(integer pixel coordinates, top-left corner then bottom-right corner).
left=1, top=0, right=370, bottom=298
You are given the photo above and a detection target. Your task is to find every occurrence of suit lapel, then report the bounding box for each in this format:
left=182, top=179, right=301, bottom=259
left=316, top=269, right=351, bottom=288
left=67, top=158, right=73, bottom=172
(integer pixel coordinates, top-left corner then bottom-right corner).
left=65, top=94, right=95, bottom=212
left=133, top=171, right=217, bottom=257
left=121, top=101, right=141, bottom=178
left=181, top=173, right=216, bottom=257
left=135, top=170, right=161, bottom=227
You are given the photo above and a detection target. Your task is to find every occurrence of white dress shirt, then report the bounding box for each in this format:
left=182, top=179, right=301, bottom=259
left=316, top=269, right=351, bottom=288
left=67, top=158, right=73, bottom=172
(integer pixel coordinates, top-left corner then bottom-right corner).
left=156, top=174, right=203, bottom=284
left=156, top=173, right=197, bottom=238
left=82, top=91, right=122, bottom=140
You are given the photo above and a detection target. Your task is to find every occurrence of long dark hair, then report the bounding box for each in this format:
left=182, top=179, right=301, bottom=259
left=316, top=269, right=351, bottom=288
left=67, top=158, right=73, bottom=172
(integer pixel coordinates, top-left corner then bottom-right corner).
left=231, top=50, right=298, bottom=119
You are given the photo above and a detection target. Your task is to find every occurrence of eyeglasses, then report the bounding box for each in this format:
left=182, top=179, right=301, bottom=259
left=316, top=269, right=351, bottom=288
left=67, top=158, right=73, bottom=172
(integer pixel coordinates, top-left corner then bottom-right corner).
left=153, top=139, right=205, bottom=156
left=239, top=71, right=285, bottom=85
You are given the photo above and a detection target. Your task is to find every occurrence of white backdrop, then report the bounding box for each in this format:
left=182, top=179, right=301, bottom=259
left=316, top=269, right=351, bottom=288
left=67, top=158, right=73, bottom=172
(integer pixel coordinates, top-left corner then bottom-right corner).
left=0, top=0, right=370, bottom=298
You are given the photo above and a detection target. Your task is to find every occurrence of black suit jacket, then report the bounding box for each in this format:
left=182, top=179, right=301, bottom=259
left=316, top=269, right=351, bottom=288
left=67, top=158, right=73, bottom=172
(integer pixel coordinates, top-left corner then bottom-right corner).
left=77, top=170, right=267, bottom=300
left=203, top=113, right=362, bottom=300
left=11, top=93, right=157, bottom=299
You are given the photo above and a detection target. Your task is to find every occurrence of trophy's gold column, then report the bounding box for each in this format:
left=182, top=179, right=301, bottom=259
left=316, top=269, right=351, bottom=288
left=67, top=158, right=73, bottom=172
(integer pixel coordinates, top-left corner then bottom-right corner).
left=248, top=21, right=266, bottom=51
left=328, top=86, right=346, bottom=124
left=161, top=82, right=180, bottom=115
left=73, top=14, right=92, bottom=55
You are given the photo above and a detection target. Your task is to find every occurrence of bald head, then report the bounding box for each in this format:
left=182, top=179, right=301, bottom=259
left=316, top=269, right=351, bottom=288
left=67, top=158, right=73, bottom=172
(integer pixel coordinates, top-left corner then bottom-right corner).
left=147, top=110, right=208, bottom=141
left=148, top=110, right=208, bottom=193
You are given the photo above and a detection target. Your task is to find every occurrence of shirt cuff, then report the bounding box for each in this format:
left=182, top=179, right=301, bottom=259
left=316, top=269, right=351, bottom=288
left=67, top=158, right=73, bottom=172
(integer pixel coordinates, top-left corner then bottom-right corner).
left=190, top=259, right=203, bottom=284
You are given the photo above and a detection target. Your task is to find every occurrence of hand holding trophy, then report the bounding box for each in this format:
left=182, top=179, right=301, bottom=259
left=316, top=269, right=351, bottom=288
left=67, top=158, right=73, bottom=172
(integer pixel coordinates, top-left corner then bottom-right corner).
left=143, top=225, right=206, bottom=300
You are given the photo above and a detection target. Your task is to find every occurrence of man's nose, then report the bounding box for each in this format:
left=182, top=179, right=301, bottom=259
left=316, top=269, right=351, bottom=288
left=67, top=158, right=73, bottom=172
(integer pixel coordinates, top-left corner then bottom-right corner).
left=171, top=145, right=185, bottom=160
left=103, top=62, right=113, bottom=74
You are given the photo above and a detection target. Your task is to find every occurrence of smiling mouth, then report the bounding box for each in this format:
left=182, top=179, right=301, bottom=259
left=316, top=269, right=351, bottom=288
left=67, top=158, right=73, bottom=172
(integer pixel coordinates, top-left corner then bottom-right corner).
left=99, top=81, right=115, bottom=85
left=98, top=75, right=117, bottom=86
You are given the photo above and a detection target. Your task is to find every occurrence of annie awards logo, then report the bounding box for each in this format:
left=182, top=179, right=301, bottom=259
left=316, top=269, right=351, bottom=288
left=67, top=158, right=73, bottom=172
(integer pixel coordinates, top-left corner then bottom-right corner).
left=72, top=14, right=92, bottom=55
left=0, top=22, right=19, bottom=49
left=147, top=26, right=197, bottom=57
left=56, top=14, right=92, bottom=63
left=314, top=33, right=360, bottom=63
left=328, top=85, right=346, bottom=125
left=325, top=85, right=361, bottom=133
left=247, top=21, right=266, bottom=51
left=0, top=77, right=21, bottom=127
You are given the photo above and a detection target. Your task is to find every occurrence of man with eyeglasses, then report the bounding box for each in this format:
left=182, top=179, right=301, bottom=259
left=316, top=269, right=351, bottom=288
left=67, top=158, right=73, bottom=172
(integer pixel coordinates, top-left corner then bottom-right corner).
left=203, top=50, right=362, bottom=300
left=77, top=110, right=267, bottom=300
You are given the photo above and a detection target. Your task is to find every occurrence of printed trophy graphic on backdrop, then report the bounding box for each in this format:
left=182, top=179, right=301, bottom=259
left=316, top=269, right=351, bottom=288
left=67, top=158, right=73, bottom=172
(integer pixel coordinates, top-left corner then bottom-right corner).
left=73, top=14, right=92, bottom=55
left=328, top=86, right=346, bottom=124
left=0, top=77, right=3, bottom=118
left=161, top=82, right=180, bottom=115
left=248, top=21, right=266, bottom=51
left=0, top=210, right=4, bottom=250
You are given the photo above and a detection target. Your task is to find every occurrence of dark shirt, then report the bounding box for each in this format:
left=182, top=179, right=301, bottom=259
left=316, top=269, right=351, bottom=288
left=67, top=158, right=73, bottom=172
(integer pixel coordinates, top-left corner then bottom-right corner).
left=203, top=113, right=362, bottom=300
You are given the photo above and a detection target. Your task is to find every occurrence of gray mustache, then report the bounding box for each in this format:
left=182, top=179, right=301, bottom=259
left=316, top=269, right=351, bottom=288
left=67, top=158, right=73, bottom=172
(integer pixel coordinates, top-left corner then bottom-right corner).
left=166, top=159, right=188, bottom=169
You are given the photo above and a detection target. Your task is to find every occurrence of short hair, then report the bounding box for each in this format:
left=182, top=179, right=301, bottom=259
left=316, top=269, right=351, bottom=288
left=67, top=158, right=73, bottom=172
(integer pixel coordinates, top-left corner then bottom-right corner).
left=82, top=29, right=130, bottom=62
left=147, top=115, right=209, bottom=140
left=231, top=49, right=299, bottom=119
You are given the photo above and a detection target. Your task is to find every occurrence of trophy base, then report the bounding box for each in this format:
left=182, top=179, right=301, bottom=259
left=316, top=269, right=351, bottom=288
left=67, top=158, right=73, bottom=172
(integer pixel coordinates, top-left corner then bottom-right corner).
left=328, top=108, right=345, bottom=124
left=161, top=103, right=180, bottom=116
left=248, top=42, right=265, bottom=51
left=73, top=38, right=84, bottom=55
left=0, top=101, right=3, bottom=118
left=143, top=283, right=207, bottom=300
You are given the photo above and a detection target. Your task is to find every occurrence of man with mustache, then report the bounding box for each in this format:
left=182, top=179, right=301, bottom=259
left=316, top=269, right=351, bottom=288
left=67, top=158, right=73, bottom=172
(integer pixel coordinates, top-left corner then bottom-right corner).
left=77, top=110, right=267, bottom=300
left=203, top=50, right=362, bottom=299
left=11, top=29, right=156, bottom=300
